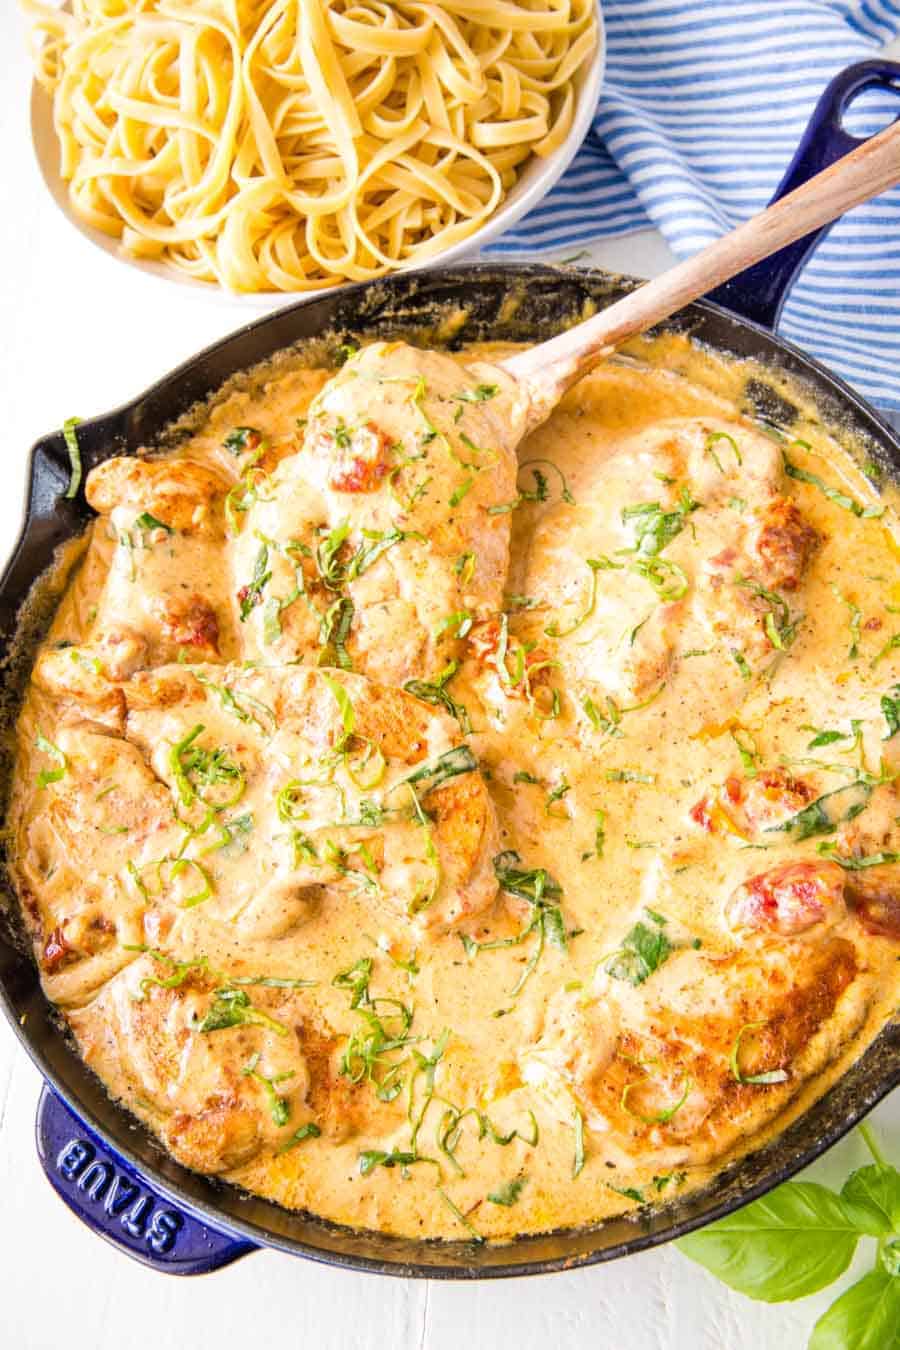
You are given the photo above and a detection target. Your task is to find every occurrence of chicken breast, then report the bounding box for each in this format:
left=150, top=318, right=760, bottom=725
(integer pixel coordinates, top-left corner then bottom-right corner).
left=70, top=455, right=237, bottom=673
left=512, top=416, right=818, bottom=723
left=521, top=933, right=864, bottom=1173
left=231, top=342, right=521, bottom=685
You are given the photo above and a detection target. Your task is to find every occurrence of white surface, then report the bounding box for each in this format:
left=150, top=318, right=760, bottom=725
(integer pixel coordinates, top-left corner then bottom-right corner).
left=27, top=1, right=605, bottom=303
left=1, top=11, right=897, bottom=1350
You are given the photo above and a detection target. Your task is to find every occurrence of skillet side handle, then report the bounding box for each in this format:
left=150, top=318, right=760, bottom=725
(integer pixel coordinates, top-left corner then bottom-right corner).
left=35, top=1087, right=257, bottom=1274
left=706, top=59, right=900, bottom=330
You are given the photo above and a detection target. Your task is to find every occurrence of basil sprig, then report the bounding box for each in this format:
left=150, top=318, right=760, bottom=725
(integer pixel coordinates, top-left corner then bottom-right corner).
left=678, top=1123, right=900, bottom=1348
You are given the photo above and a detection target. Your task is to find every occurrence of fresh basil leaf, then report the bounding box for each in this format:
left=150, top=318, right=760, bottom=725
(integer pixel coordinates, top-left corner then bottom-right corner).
left=676, top=1183, right=861, bottom=1301
left=808, top=1268, right=900, bottom=1350
left=840, top=1163, right=900, bottom=1237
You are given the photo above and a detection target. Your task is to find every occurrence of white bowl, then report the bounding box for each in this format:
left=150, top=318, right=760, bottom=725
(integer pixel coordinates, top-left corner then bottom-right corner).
left=30, top=2, right=605, bottom=308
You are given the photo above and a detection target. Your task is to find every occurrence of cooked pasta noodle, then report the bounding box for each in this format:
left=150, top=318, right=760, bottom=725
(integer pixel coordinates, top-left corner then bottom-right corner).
left=24, top=0, right=598, bottom=292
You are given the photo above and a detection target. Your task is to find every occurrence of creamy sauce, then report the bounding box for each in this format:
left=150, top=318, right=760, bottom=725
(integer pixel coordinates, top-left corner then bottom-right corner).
left=9, top=332, right=900, bottom=1243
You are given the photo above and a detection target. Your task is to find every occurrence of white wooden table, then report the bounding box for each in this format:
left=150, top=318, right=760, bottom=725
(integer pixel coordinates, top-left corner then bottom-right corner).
left=2, top=13, right=897, bottom=1348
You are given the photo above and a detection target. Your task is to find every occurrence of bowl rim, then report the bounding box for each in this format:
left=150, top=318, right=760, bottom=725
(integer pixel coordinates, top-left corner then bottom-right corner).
left=28, top=2, right=606, bottom=309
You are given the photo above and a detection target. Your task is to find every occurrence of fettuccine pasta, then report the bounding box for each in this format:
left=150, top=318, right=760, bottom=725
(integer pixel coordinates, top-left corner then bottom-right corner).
left=24, top=0, right=598, bottom=292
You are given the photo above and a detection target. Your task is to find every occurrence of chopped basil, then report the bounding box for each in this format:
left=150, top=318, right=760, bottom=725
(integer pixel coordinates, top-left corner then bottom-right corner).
left=319, top=594, right=354, bottom=669
left=545, top=558, right=614, bottom=638
left=492, top=851, right=562, bottom=910
left=193, top=673, right=276, bottom=737
left=629, top=555, right=689, bottom=601
left=729, top=1021, right=789, bottom=1086
left=346, top=527, right=414, bottom=580
left=438, top=1188, right=484, bottom=1243
left=196, top=988, right=288, bottom=1036
left=242, top=1052, right=294, bottom=1126
left=231, top=973, right=315, bottom=989
left=316, top=522, right=351, bottom=590
left=35, top=732, right=67, bottom=788
left=223, top=426, right=260, bottom=454
left=872, top=633, right=900, bottom=668
left=224, top=447, right=272, bottom=534
left=545, top=777, right=570, bottom=816
left=124, top=946, right=209, bottom=1000
left=321, top=671, right=355, bottom=749
left=402, top=745, right=477, bottom=796
left=572, top=1107, right=586, bottom=1178
left=653, top=1171, right=687, bottom=1193
left=704, top=430, right=742, bottom=472
left=408, top=1029, right=450, bottom=1152
left=735, top=576, right=802, bottom=650
left=404, top=660, right=472, bottom=735
left=605, top=768, right=656, bottom=784
left=62, top=417, right=83, bottom=499
left=610, top=1184, right=645, bottom=1204
left=765, top=780, right=872, bottom=841
left=816, top=842, right=900, bottom=869
left=134, top=511, right=173, bottom=536
left=335, top=340, right=359, bottom=365
left=832, top=586, right=862, bottom=659
left=239, top=544, right=272, bottom=620
left=594, top=808, right=606, bottom=858
left=487, top=1176, right=527, bottom=1206
left=453, top=383, right=498, bottom=404
left=483, top=851, right=569, bottom=994
left=731, top=727, right=761, bottom=777
left=621, top=1072, right=692, bottom=1124
left=334, top=958, right=416, bottom=1101
left=782, top=448, right=883, bottom=518
left=359, top=1148, right=419, bottom=1176
left=731, top=649, right=752, bottom=680
left=169, top=724, right=244, bottom=809
left=881, top=685, right=900, bottom=740
left=437, top=1105, right=539, bottom=1174
left=332, top=957, right=373, bottom=1009
left=279, top=1121, right=321, bottom=1151
left=449, top=477, right=474, bottom=507
left=454, top=551, right=475, bottom=585
left=605, top=909, right=672, bottom=986
left=518, top=458, right=575, bottom=506
left=621, top=487, right=700, bottom=558
left=434, top=609, right=474, bottom=640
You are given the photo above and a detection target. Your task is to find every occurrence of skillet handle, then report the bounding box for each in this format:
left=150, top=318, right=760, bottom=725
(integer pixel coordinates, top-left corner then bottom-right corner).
left=35, top=1087, right=257, bottom=1274
left=706, top=59, right=900, bottom=330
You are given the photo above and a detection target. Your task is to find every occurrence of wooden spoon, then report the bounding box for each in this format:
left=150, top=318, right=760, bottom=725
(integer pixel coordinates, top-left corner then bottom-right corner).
left=500, top=119, right=900, bottom=427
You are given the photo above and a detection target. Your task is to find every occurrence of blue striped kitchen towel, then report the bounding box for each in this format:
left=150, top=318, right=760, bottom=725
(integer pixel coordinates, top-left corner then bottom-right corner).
left=488, top=0, right=900, bottom=412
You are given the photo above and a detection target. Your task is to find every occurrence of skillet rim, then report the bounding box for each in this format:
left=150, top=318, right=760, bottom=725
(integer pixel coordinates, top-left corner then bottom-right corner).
left=2, top=261, right=899, bottom=1278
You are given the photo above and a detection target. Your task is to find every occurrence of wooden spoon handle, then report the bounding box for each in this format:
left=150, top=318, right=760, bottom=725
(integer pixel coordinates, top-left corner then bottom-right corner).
left=501, top=118, right=900, bottom=411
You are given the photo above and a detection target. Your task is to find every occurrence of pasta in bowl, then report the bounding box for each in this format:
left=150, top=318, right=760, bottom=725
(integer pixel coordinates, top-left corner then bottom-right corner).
left=25, top=0, right=603, bottom=297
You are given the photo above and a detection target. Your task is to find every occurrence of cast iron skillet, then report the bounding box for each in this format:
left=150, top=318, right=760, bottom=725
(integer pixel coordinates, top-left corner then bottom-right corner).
left=2, top=61, right=900, bottom=1278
